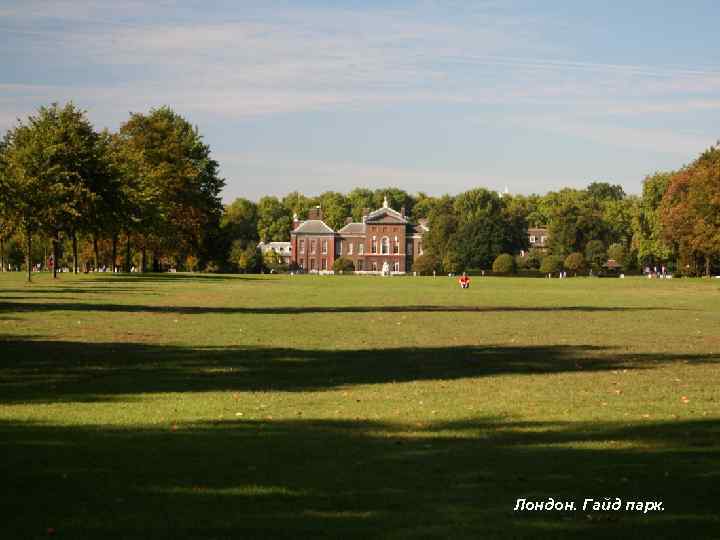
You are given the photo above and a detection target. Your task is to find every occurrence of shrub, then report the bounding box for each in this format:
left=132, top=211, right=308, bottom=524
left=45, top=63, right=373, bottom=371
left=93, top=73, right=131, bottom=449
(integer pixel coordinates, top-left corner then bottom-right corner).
left=412, top=254, right=440, bottom=275
left=332, top=256, right=355, bottom=273
left=515, top=254, right=529, bottom=271
left=492, top=253, right=515, bottom=274
left=585, top=240, right=606, bottom=271
left=539, top=255, right=563, bottom=274
left=526, top=248, right=544, bottom=270
left=564, top=252, right=585, bottom=275
left=607, top=243, right=626, bottom=267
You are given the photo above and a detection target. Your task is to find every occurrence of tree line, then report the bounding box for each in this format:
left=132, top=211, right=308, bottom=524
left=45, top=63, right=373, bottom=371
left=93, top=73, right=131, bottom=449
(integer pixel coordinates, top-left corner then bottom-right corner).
left=1, top=102, right=718, bottom=279
left=0, top=103, right=224, bottom=281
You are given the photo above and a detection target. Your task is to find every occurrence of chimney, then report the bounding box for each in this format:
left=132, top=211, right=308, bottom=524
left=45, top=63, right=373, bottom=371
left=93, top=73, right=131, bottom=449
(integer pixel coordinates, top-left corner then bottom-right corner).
left=400, top=206, right=405, bottom=217
left=308, top=205, right=322, bottom=220
left=292, top=213, right=300, bottom=230
left=362, top=208, right=369, bottom=224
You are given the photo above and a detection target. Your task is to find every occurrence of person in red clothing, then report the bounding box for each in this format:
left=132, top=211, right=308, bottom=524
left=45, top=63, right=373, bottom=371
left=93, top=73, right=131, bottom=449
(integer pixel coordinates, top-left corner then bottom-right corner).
left=458, top=272, right=470, bottom=289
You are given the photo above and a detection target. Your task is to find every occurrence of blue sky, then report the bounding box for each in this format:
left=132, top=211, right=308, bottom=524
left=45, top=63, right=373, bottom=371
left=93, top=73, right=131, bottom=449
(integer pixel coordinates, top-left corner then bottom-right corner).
left=2, top=1, right=719, bottom=201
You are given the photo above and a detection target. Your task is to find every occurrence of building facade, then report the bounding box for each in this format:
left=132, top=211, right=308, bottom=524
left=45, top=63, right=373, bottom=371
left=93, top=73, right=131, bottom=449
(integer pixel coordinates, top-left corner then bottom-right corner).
left=527, top=227, right=549, bottom=251
left=290, top=198, right=428, bottom=274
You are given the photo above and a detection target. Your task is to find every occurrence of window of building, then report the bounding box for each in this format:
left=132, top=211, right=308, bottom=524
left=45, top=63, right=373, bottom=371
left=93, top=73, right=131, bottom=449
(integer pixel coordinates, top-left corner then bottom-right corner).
left=348, top=243, right=353, bottom=255
left=393, top=262, right=400, bottom=272
left=381, top=237, right=390, bottom=255
left=372, top=262, right=378, bottom=272
left=310, top=259, right=315, bottom=270
left=358, top=243, right=364, bottom=255
left=336, top=241, right=342, bottom=256
left=299, top=239, right=305, bottom=254
left=311, top=240, right=316, bottom=254
left=321, top=258, right=326, bottom=270
left=418, top=242, right=423, bottom=255
left=541, top=236, right=546, bottom=245
left=529, top=235, right=536, bottom=244
left=322, top=240, right=328, bottom=254
left=371, top=236, right=377, bottom=254
left=357, top=259, right=363, bottom=270
left=393, top=236, right=399, bottom=254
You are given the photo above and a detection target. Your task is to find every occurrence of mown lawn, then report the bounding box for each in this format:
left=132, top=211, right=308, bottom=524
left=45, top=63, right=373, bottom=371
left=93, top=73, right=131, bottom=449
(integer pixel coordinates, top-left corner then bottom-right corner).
left=1, top=272, right=719, bottom=539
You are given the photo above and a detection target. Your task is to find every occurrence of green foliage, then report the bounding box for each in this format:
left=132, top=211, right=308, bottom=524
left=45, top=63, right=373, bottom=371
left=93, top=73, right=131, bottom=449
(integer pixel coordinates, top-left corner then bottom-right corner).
left=257, top=196, right=292, bottom=242
left=424, top=189, right=527, bottom=272
left=316, top=191, right=350, bottom=230
left=220, top=198, right=258, bottom=266
left=492, top=253, right=515, bottom=274
left=372, top=188, right=413, bottom=216
left=525, top=248, right=544, bottom=270
left=585, top=240, right=607, bottom=271
left=587, top=181, right=625, bottom=201
left=411, top=192, right=439, bottom=220
left=263, top=250, right=287, bottom=273
left=564, top=252, right=585, bottom=275
left=332, top=256, right=355, bottom=273
left=116, top=106, right=225, bottom=263
left=546, top=189, right=607, bottom=257
left=230, top=240, right=261, bottom=273
left=539, top=254, right=563, bottom=274
left=632, top=172, right=673, bottom=265
left=282, top=191, right=315, bottom=220
left=607, top=243, right=627, bottom=267
left=347, top=188, right=375, bottom=222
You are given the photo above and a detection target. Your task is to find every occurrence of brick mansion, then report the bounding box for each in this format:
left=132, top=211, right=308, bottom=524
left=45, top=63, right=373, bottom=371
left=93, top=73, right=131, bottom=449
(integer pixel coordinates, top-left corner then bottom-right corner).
left=290, top=197, right=428, bottom=274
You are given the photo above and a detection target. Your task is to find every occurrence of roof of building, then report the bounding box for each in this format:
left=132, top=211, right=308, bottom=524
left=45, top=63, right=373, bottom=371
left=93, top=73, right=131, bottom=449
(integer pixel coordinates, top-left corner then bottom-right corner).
left=338, top=222, right=365, bottom=235
left=365, top=207, right=407, bottom=224
left=293, top=220, right=334, bottom=235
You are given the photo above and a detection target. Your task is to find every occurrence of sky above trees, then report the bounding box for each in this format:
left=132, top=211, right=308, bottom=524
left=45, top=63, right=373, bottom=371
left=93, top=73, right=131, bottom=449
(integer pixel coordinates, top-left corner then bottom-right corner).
left=2, top=1, right=719, bottom=201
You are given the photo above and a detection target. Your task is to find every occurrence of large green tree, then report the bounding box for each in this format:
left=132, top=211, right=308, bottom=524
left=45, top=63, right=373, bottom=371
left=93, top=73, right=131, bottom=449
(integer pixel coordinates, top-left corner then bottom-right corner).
left=451, top=188, right=527, bottom=270
left=257, top=196, right=292, bottom=242
left=220, top=198, right=258, bottom=269
left=546, top=189, right=607, bottom=257
left=347, top=188, right=375, bottom=221
left=1, top=103, right=104, bottom=281
left=316, top=191, right=350, bottom=230
left=116, top=107, right=225, bottom=271
left=632, top=172, right=673, bottom=267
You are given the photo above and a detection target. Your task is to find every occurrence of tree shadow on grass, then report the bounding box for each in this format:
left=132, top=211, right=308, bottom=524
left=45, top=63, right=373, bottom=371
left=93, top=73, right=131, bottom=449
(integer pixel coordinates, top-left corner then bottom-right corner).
left=1, top=416, right=718, bottom=539
left=90, top=273, right=272, bottom=284
left=0, top=287, right=156, bottom=295
left=0, top=300, right=677, bottom=316
left=1, top=337, right=717, bottom=403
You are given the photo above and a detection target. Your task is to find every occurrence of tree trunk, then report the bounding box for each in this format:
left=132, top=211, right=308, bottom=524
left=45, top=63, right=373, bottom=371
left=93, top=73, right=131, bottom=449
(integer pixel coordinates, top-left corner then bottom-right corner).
left=141, top=245, right=146, bottom=273
left=125, top=232, right=131, bottom=272
left=52, top=231, right=59, bottom=279
left=153, top=251, right=160, bottom=273
left=93, top=235, right=100, bottom=271
left=72, top=232, right=79, bottom=274
left=112, top=234, right=118, bottom=273
left=705, top=256, right=710, bottom=277
left=0, top=236, right=4, bottom=272
left=26, top=229, right=32, bottom=283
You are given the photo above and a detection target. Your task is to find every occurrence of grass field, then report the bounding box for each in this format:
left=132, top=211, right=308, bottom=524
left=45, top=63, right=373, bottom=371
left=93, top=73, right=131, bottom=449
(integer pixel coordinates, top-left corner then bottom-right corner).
left=1, top=272, right=719, bottom=539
